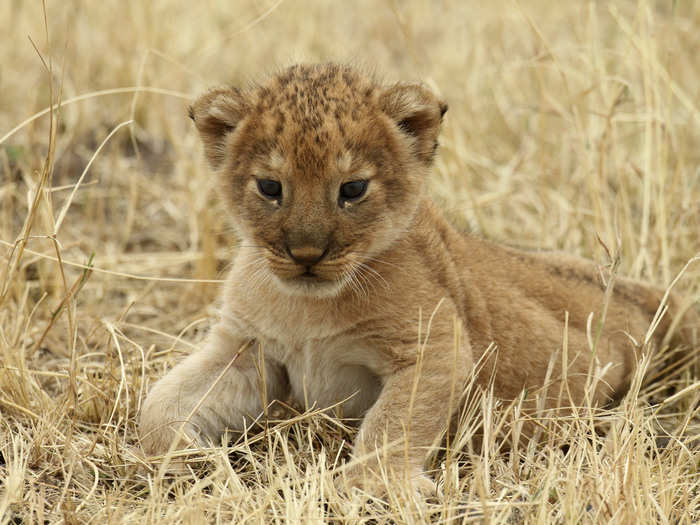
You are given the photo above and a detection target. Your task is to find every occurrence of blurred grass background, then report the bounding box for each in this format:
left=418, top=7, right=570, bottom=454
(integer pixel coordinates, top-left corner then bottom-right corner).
left=1, top=1, right=698, bottom=523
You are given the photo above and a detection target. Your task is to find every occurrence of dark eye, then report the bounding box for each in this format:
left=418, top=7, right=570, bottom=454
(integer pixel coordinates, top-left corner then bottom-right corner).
left=257, top=179, right=282, bottom=199
left=339, top=180, right=368, bottom=204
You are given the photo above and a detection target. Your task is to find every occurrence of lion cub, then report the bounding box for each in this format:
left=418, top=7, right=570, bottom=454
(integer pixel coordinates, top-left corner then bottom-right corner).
left=139, top=63, right=695, bottom=494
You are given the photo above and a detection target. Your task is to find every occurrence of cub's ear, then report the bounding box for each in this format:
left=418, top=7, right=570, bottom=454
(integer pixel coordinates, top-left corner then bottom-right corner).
left=378, top=83, right=447, bottom=164
left=189, top=87, right=249, bottom=170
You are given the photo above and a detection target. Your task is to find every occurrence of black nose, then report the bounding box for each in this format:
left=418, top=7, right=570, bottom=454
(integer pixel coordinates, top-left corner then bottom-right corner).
left=286, top=245, right=327, bottom=266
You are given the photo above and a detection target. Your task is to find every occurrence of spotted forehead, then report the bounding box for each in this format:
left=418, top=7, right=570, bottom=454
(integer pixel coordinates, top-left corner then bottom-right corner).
left=258, top=66, right=375, bottom=129
left=252, top=65, right=380, bottom=174
left=264, top=64, right=374, bottom=108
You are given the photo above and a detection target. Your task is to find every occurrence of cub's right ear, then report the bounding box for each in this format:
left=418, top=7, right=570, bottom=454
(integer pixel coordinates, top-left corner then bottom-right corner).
left=189, top=87, right=249, bottom=170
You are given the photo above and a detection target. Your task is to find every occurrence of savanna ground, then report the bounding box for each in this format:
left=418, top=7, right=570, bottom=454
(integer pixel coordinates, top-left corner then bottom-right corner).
left=1, top=1, right=699, bottom=523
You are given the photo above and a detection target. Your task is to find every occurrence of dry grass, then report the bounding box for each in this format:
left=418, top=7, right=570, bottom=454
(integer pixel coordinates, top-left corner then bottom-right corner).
left=1, top=0, right=699, bottom=523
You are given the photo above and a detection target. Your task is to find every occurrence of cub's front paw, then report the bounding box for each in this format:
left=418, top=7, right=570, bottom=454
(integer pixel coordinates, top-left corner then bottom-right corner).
left=138, top=406, right=207, bottom=460
left=334, top=464, right=436, bottom=499
left=138, top=420, right=208, bottom=475
left=140, top=423, right=201, bottom=454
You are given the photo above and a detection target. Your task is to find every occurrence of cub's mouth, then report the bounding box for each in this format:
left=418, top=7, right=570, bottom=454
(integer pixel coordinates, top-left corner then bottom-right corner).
left=270, top=261, right=348, bottom=297
left=292, top=263, right=340, bottom=284
left=298, top=269, right=322, bottom=280
left=261, top=245, right=360, bottom=297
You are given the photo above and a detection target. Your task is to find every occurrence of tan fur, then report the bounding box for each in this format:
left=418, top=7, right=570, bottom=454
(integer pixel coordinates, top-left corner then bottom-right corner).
left=139, top=63, right=698, bottom=494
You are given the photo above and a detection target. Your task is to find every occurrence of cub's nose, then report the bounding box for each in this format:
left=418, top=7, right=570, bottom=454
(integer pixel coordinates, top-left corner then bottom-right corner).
left=286, top=245, right=327, bottom=266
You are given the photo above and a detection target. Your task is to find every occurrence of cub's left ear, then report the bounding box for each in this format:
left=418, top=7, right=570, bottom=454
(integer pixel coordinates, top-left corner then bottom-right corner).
left=378, top=83, right=448, bottom=164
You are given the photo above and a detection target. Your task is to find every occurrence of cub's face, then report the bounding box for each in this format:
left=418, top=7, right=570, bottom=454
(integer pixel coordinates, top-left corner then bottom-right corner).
left=190, top=64, right=446, bottom=297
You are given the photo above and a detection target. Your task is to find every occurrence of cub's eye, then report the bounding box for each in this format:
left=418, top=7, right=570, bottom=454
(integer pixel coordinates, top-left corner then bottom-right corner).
left=256, top=179, right=282, bottom=199
left=339, top=180, right=368, bottom=204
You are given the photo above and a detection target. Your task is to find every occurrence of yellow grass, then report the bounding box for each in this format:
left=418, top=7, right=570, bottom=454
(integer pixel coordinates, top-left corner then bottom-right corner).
left=1, top=1, right=699, bottom=523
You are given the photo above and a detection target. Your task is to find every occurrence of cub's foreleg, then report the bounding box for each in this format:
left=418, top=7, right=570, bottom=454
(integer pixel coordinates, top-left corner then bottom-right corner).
left=340, top=320, right=472, bottom=495
left=138, top=322, right=287, bottom=457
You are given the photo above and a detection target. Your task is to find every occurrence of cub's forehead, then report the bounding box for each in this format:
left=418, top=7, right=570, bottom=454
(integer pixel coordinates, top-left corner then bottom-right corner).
left=254, top=64, right=377, bottom=122
left=244, top=65, right=387, bottom=174
left=262, top=147, right=358, bottom=175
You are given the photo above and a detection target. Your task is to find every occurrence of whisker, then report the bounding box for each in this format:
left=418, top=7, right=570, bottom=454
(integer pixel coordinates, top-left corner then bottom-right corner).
left=247, top=263, right=273, bottom=293
left=235, top=255, right=269, bottom=273
left=355, top=269, right=374, bottom=299
left=353, top=253, right=403, bottom=271
left=357, top=263, right=384, bottom=296
left=346, top=260, right=370, bottom=301
left=355, top=261, right=390, bottom=290
left=339, top=264, right=359, bottom=301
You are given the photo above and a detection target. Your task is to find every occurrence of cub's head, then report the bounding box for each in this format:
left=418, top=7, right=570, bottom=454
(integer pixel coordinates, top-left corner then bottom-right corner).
left=190, top=63, right=447, bottom=297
